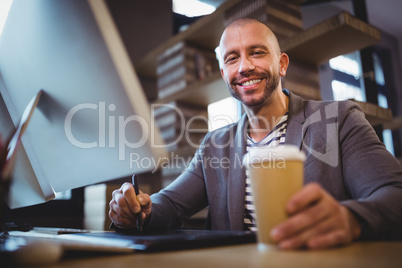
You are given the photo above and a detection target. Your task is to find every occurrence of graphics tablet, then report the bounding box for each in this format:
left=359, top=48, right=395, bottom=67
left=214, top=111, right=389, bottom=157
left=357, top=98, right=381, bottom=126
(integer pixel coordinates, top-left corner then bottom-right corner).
left=58, top=229, right=256, bottom=252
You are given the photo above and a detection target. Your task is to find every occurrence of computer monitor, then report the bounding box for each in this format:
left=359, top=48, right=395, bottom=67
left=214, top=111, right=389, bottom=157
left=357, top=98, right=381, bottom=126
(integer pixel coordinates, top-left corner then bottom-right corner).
left=0, top=0, right=167, bottom=209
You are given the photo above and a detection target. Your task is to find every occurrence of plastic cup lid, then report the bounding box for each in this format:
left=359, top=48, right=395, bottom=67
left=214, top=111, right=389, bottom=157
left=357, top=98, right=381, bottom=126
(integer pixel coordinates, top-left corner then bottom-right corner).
left=243, top=144, right=306, bottom=166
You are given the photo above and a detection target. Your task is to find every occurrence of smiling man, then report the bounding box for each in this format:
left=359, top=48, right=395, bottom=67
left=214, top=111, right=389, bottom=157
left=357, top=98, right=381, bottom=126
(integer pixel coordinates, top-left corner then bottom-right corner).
left=219, top=19, right=289, bottom=142
left=220, top=19, right=285, bottom=107
left=109, top=18, right=402, bottom=249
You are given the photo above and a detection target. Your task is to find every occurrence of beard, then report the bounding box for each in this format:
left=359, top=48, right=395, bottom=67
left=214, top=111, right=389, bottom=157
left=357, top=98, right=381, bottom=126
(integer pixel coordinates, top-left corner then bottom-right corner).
left=226, top=71, right=281, bottom=107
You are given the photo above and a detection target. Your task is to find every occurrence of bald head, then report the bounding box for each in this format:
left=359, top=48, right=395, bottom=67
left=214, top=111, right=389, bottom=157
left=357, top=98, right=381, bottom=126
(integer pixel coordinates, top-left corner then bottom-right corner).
left=218, top=18, right=282, bottom=68
left=217, top=17, right=290, bottom=108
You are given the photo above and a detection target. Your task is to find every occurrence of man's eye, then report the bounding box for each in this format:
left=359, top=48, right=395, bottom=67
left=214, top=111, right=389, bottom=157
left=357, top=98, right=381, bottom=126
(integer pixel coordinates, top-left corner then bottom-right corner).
left=252, top=51, right=265, bottom=56
left=225, top=56, right=238, bottom=63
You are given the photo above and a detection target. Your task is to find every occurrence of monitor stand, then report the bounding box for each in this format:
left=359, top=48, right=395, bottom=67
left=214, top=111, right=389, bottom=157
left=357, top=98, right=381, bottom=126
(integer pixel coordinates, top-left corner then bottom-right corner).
left=1, top=90, right=54, bottom=231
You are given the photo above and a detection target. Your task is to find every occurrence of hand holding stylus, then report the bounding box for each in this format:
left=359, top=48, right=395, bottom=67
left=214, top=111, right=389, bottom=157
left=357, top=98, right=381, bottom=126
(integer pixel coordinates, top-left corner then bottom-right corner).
left=132, top=175, right=143, bottom=231
left=109, top=179, right=152, bottom=230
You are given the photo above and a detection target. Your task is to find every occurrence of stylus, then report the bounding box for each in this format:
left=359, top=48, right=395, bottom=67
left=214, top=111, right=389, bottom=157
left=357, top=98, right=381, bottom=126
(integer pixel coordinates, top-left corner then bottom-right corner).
left=132, top=174, right=143, bottom=231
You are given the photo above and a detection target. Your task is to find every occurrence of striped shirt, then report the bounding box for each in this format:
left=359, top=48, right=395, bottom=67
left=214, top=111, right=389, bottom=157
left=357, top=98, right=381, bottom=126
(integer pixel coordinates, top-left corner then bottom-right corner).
left=244, top=112, right=288, bottom=231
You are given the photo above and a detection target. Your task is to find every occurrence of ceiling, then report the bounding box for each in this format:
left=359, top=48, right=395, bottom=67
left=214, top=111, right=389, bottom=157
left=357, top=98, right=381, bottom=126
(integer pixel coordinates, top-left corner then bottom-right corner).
left=199, top=0, right=402, bottom=41
left=365, top=0, right=402, bottom=40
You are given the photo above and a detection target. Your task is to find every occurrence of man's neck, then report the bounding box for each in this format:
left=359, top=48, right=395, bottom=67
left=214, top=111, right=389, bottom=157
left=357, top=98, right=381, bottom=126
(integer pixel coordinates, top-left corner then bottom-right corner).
left=245, top=89, right=289, bottom=142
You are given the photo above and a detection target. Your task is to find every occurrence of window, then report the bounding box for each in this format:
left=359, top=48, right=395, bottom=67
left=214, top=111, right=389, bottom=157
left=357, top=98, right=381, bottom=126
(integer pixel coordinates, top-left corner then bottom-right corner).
left=373, top=52, right=394, bottom=155
left=331, top=80, right=364, bottom=101
left=329, top=53, right=360, bottom=79
left=172, top=0, right=216, bottom=17
left=208, top=97, right=241, bottom=131
left=329, top=52, right=365, bottom=102
left=329, top=51, right=395, bottom=155
left=0, top=0, right=13, bottom=36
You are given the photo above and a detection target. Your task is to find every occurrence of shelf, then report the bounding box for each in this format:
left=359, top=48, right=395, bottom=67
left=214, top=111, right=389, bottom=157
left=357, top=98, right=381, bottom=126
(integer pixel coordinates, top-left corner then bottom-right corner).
left=350, top=100, right=392, bottom=126
left=137, top=4, right=380, bottom=106
left=152, top=72, right=230, bottom=106
left=280, top=12, right=381, bottom=65
left=383, top=117, right=402, bottom=130
left=135, top=0, right=242, bottom=78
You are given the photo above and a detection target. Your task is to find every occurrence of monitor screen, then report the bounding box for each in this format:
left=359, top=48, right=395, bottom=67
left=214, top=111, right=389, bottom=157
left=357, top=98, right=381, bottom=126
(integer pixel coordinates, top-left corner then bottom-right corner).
left=0, top=0, right=166, bottom=208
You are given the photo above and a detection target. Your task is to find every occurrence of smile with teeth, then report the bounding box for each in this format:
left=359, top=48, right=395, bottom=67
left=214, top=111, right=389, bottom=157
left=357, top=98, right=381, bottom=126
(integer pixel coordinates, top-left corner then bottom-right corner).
left=241, top=79, right=261, bottom=86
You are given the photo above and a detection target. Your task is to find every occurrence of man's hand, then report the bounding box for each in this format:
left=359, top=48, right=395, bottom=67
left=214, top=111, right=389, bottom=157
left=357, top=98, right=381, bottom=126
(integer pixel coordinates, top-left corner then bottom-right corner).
left=109, top=182, right=152, bottom=229
left=270, top=183, right=361, bottom=249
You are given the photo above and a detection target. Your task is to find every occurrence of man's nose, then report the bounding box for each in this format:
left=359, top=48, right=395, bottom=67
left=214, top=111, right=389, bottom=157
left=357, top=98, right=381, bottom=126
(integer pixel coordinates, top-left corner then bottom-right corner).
left=238, top=57, right=255, bottom=74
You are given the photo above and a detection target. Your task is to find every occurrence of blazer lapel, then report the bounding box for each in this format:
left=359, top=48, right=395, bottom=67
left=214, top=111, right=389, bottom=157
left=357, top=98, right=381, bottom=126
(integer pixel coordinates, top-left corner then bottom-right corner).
left=227, top=114, right=248, bottom=231
left=284, top=90, right=307, bottom=150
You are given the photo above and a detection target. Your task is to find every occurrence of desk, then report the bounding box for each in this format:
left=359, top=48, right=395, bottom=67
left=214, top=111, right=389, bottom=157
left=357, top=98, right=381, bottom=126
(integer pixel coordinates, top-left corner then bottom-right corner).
left=53, top=242, right=402, bottom=268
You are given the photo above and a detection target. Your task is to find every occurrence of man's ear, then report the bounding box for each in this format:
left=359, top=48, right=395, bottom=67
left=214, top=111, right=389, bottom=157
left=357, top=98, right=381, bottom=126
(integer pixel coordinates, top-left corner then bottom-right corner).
left=220, top=68, right=225, bottom=78
left=279, top=53, right=289, bottom=77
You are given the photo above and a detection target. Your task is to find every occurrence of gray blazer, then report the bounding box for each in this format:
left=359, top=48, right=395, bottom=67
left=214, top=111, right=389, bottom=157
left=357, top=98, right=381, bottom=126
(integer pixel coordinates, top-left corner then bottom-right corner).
left=148, top=89, right=402, bottom=240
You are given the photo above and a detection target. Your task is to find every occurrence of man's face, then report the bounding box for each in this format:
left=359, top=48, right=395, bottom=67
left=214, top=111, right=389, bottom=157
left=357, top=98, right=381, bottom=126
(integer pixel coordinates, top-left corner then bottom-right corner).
left=219, top=22, right=287, bottom=108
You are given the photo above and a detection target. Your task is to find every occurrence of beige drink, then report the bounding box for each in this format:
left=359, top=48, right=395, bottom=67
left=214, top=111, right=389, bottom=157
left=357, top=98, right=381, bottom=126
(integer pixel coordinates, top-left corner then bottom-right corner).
left=243, top=145, right=305, bottom=249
